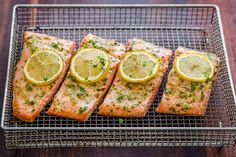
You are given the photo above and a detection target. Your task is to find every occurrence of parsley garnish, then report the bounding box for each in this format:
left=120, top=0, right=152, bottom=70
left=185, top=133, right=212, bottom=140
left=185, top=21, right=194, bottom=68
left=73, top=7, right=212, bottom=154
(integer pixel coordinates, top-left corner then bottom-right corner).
left=204, top=72, right=211, bottom=82
left=201, top=91, right=205, bottom=101
left=118, top=118, right=124, bottom=125
left=31, top=47, right=38, bottom=53
left=26, top=84, right=32, bottom=92
left=165, top=88, right=172, bottom=95
left=93, top=64, right=98, bottom=68
left=98, top=56, right=106, bottom=66
left=68, top=75, right=76, bottom=82
left=51, top=42, right=59, bottom=49
left=191, top=82, right=197, bottom=92
left=79, top=106, right=88, bottom=114
left=116, top=95, right=124, bottom=103
left=91, top=40, right=97, bottom=47
left=26, top=99, right=35, bottom=106
left=43, top=75, right=48, bottom=82
left=89, top=40, right=103, bottom=49
left=79, top=86, right=86, bottom=94
left=83, top=44, right=89, bottom=48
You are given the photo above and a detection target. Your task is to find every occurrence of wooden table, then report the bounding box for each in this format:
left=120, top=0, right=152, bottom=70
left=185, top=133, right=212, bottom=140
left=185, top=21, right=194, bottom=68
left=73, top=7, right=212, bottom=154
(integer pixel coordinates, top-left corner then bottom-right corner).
left=1, top=0, right=236, bottom=157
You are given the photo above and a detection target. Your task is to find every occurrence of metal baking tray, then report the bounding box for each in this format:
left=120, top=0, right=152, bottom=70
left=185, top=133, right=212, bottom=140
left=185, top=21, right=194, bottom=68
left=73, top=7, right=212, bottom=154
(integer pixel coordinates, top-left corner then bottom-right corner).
left=1, top=4, right=236, bottom=148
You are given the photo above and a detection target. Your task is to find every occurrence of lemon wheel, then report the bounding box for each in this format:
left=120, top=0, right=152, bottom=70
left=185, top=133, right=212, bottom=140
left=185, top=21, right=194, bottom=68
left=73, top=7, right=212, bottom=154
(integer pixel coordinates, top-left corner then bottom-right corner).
left=174, top=53, right=214, bottom=82
left=119, top=50, right=159, bottom=83
left=70, top=48, right=110, bottom=83
left=24, top=50, right=64, bottom=85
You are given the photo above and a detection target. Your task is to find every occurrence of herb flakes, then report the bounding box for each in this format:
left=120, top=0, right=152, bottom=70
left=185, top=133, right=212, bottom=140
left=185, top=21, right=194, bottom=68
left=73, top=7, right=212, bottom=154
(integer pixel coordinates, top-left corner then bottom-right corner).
left=118, top=118, right=124, bottom=125
left=201, top=91, right=205, bottom=101
left=79, top=86, right=86, bottom=94
left=51, top=42, right=59, bottom=49
left=191, top=82, right=197, bottom=92
left=25, top=84, right=33, bottom=92
left=116, top=95, right=124, bottom=103
left=79, top=106, right=88, bottom=114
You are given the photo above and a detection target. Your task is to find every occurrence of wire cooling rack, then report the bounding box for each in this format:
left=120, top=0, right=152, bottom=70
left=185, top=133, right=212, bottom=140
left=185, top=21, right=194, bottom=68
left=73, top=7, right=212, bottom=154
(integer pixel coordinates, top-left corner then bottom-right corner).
left=1, top=4, right=236, bottom=148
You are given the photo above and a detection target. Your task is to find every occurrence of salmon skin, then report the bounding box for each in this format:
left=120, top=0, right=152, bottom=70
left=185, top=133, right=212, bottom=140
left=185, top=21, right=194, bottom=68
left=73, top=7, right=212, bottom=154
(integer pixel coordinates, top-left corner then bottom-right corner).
left=13, top=32, right=76, bottom=122
left=156, top=47, right=220, bottom=116
left=46, top=34, right=125, bottom=122
left=98, top=39, right=172, bottom=117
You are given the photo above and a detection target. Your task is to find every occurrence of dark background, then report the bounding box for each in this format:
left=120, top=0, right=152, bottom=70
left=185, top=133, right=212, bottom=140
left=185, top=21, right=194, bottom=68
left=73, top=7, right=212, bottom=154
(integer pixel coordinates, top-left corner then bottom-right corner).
left=1, top=0, right=236, bottom=157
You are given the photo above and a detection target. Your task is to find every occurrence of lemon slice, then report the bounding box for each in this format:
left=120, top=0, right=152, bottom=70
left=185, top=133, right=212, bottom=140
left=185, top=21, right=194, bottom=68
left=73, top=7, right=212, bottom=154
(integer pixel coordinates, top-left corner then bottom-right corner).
left=119, top=51, right=159, bottom=83
left=24, top=50, right=64, bottom=85
left=174, top=53, right=214, bottom=82
left=70, top=48, right=110, bottom=83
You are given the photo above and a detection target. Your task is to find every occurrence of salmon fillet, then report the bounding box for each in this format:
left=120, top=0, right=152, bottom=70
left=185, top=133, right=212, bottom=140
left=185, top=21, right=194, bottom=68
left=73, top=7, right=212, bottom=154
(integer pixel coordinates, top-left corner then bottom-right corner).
left=156, top=47, right=220, bottom=116
left=98, top=39, right=172, bottom=117
left=13, top=32, right=76, bottom=122
left=46, top=34, right=125, bottom=122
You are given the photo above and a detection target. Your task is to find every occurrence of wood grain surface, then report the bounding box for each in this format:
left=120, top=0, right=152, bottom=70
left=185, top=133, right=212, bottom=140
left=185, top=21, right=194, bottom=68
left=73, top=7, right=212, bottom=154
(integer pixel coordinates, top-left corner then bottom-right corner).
left=0, top=0, right=236, bottom=157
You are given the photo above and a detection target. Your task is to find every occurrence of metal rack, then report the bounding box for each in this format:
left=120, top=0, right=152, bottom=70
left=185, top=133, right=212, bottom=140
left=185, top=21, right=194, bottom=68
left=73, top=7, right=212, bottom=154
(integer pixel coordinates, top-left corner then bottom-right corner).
left=1, top=4, right=236, bottom=148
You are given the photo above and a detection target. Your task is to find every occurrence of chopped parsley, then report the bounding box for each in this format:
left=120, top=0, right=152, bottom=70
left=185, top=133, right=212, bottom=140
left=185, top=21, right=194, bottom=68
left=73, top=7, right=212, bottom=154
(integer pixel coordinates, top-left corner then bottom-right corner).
left=165, top=88, right=172, bottom=95
left=79, top=86, right=86, bottom=94
left=118, top=118, right=124, bottom=125
left=98, top=56, right=106, bottom=66
left=43, top=75, right=49, bottom=82
left=93, top=64, right=98, bottom=68
left=68, top=75, right=76, bottom=82
left=204, top=72, right=211, bottom=82
left=90, top=40, right=97, bottom=47
left=201, top=91, right=205, bottom=101
left=89, top=40, right=103, bottom=49
left=26, top=99, right=35, bottom=106
left=31, top=46, right=38, bottom=53
left=79, top=106, right=88, bottom=114
left=191, top=82, right=197, bottom=92
left=83, top=44, right=89, bottom=48
left=25, top=84, right=32, bottom=92
left=51, top=42, right=59, bottom=49
left=116, top=95, right=125, bottom=103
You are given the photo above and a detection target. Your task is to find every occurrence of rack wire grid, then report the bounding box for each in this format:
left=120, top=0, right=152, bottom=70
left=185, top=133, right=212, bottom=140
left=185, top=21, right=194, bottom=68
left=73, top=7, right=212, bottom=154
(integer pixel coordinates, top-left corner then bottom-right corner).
left=1, top=4, right=236, bottom=148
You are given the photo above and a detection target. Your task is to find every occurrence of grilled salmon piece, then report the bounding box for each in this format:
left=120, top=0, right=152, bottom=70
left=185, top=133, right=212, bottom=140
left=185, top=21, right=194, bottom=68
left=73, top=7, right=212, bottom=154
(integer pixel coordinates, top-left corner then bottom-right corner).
left=98, top=39, right=172, bottom=117
left=46, top=34, right=125, bottom=122
left=13, top=32, right=76, bottom=122
left=156, top=47, right=220, bottom=116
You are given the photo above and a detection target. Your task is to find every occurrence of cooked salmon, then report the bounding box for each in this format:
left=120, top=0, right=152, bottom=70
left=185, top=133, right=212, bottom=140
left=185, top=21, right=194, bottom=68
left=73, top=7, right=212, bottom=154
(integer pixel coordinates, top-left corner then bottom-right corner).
left=13, top=32, right=76, bottom=122
left=46, top=34, right=125, bottom=122
left=156, top=47, right=220, bottom=116
left=98, top=39, right=172, bottom=117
